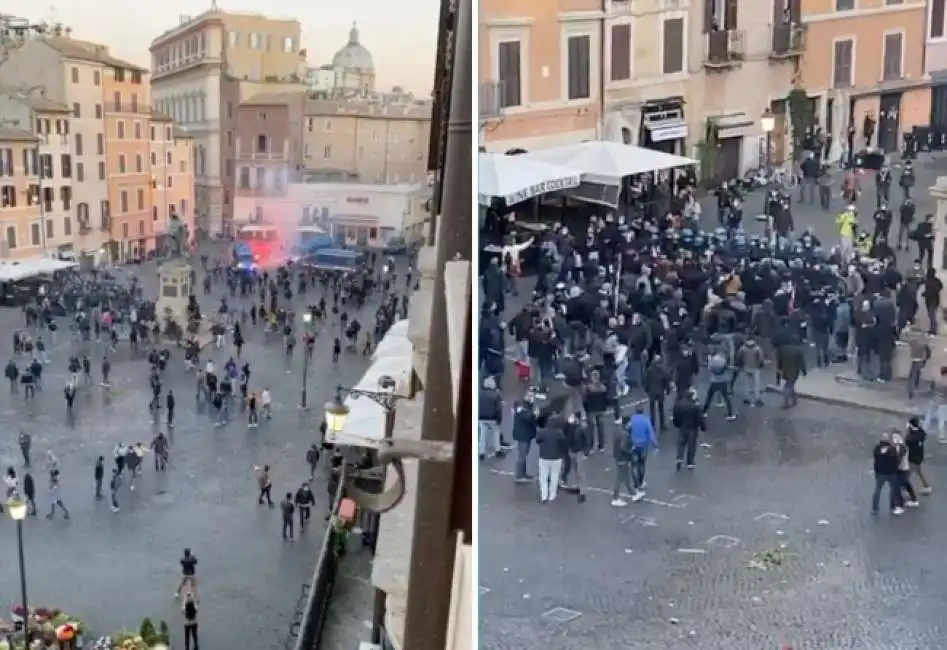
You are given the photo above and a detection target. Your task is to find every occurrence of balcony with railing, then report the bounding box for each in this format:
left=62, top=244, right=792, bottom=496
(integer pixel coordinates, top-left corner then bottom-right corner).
left=770, top=23, right=806, bottom=60
left=703, top=29, right=745, bottom=70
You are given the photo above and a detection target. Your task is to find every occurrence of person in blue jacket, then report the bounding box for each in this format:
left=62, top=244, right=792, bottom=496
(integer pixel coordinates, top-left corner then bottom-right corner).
left=626, top=406, right=659, bottom=501
left=511, top=392, right=538, bottom=482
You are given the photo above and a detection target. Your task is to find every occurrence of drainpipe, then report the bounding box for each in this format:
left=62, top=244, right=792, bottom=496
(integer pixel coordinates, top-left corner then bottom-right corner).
left=35, top=109, right=46, bottom=254
left=598, top=0, right=608, bottom=141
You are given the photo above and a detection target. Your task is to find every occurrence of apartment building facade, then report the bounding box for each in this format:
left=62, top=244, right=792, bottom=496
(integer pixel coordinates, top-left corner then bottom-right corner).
left=233, top=92, right=299, bottom=224
left=479, top=0, right=602, bottom=152
left=925, top=0, right=947, bottom=128
left=149, top=9, right=304, bottom=237
left=149, top=114, right=196, bottom=251
left=103, top=62, right=154, bottom=263
left=0, top=37, right=119, bottom=258
left=302, top=99, right=432, bottom=184
left=0, top=92, right=79, bottom=257
left=800, top=0, right=929, bottom=158
left=607, top=0, right=806, bottom=181
left=0, top=127, right=42, bottom=260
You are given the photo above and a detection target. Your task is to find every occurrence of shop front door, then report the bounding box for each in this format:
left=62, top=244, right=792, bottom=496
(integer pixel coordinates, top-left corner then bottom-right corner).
left=878, top=92, right=902, bottom=153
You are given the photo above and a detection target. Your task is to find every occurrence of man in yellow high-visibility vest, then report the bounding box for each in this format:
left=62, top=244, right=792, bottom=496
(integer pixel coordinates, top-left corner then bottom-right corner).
left=836, top=205, right=857, bottom=261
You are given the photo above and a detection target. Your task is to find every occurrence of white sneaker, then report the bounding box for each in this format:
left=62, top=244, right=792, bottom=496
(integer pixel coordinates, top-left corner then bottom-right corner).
left=611, top=498, right=627, bottom=507
left=921, top=486, right=933, bottom=495
left=906, top=500, right=920, bottom=508
left=639, top=481, right=647, bottom=489
left=631, top=490, right=645, bottom=502
left=892, top=507, right=905, bottom=515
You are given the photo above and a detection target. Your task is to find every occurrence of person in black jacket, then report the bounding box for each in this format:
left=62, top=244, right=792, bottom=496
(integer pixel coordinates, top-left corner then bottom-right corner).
left=559, top=413, right=589, bottom=503
left=294, top=482, right=315, bottom=532
left=872, top=432, right=903, bottom=515
left=671, top=389, right=706, bottom=471
left=644, top=355, right=672, bottom=432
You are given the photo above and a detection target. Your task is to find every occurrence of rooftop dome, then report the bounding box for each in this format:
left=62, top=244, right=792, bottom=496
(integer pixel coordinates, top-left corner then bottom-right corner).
left=331, top=22, right=374, bottom=71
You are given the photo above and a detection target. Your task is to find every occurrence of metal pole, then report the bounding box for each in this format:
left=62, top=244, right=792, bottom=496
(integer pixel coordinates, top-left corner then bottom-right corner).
left=17, top=519, right=29, bottom=650
left=300, top=324, right=311, bottom=410
left=401, top=0, right=471, bottom=646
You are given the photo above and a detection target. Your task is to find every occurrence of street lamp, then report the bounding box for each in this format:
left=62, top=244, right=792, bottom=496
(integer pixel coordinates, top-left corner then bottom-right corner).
left=8, top=495, right=29, bottom=650
left=322, top=381, right=453, bottom=515
left=300, top=313, right=313, bottom=409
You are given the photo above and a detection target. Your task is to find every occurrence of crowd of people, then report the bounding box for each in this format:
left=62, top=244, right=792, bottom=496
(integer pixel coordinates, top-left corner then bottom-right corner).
left=478, top=160, right=945, bottom=509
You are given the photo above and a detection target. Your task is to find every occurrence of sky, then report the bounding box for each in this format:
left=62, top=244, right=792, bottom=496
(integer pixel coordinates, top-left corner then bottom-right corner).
left=1, top=0, right=440, bottom=94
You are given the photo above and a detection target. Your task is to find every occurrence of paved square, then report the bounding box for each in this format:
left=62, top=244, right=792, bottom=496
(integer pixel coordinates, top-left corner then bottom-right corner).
left=479, top=586, right=491, bottom=596
left=754, top=512, right=791, bottom=523
left=541, top=607, right=582, bottom=624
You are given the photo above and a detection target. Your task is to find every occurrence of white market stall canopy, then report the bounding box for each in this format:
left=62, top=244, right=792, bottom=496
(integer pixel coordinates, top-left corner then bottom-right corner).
left=0, top=258, right=78, bottom=282
left=522, top=141, right=697, bottom=185
left=327, top=322, right=413, bottom=449
left=478, top=152, right=582, bottom=206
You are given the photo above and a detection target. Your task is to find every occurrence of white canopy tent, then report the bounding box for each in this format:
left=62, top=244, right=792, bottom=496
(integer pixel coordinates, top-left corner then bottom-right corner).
left=522, top=141, right=697, bottom=185
left=327, top=322, right=413, bottom=449
left=478, top=152, right=582, bottom=206
left=0, top=258, right=78, bottom=282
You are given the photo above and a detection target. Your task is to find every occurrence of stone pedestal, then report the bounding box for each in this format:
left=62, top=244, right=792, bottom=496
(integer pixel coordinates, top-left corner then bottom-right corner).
left=156, top=262, right=211, bottom=347
left=156, top=262, right=192, bottom=325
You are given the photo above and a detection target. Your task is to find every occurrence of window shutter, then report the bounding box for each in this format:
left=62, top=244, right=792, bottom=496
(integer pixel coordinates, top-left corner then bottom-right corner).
left=703, top=0, right=715, bottom=32
left=724, top=0, right=738, bottom=29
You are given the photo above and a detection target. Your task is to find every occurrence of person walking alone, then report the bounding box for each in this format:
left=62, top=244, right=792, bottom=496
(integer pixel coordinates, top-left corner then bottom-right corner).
left=256, top=464, right=273, bottom=506
left=182, top=592, right=199, bottom=650
left=281, top=492, right=295, bottom=540
left=672, top=388, right=706, bottom=471
left=46, top=469, right=70, bottom=519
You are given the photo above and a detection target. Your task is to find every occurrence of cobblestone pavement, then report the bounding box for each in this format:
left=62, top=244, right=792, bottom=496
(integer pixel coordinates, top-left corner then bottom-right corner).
left=478, top=400, right=947, bottom=650
left=0, top=254, right=400, bottom=648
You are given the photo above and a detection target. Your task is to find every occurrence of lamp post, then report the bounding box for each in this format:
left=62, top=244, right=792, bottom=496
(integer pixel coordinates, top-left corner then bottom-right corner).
left=8, top=495, right=29, bottom=650
left=300, top=313, right=313, bottom=410
left=323, top=380, right=402, bottom=440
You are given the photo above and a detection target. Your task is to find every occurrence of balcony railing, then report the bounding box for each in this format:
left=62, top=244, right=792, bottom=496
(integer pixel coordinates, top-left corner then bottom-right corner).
left=104, top=103, right=153, bottom=115
left=770, top=23, right=806, bottom=59
left=703, top=29, right=745, bottom=69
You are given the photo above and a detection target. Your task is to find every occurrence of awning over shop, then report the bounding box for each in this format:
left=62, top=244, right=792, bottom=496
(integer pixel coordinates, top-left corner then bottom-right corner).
left=522, top=140, right=697, bottom=185
left=478, top=153, right=582, bottom=206
left=0, top=257, right=78, bottom=282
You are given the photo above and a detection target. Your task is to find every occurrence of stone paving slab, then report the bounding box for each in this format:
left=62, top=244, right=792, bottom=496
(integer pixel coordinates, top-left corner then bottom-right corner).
left=765, top=369, right=924, bottom=418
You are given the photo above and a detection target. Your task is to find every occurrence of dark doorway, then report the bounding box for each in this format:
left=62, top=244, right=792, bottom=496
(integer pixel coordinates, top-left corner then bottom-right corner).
left=878, top=92, right=902, bottom=153
left=932, top=85, right=947, bottom=127
left=712, top=137, right=742, bottom=185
